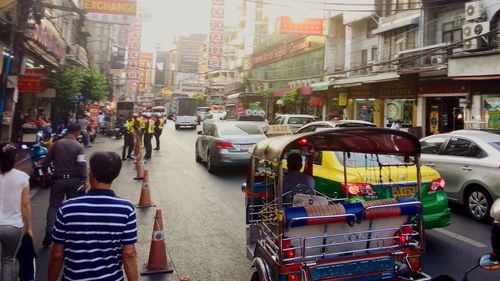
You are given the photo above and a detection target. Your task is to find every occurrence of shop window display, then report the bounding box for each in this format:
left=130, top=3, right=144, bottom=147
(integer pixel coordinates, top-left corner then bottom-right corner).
left=385, top=99, right=414, bottom=128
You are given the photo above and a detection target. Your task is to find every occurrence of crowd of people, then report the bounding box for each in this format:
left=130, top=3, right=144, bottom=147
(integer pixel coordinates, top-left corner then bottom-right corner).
left=121, top=112, right=165, bottom=161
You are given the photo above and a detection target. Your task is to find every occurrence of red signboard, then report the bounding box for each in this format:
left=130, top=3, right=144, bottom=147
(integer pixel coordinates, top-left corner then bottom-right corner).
left=251, top=38, right=311, bottom=66
left=25, top=68, right=46, bottom=76
left=18, top=75, right=47, bottom=92
left=89, top=104, right=100, bottom=126
left=279, top=16, right=323, bottom=36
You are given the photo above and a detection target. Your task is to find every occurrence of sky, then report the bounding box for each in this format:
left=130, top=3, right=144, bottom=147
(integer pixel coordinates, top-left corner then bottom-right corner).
left=139, top=0, right=238, bottom=52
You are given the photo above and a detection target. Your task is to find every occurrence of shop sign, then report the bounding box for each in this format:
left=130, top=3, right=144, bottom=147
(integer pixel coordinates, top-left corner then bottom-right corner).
left=18, top=75, right=47, bottom=92
left=338, top=93, right=347, bottom=106
left=377, top=81, right=416, bottom=99
left=310, top=96, right=324, bottom=106
left=89, top=104, right=100, bottom=126
left=32, top=21, right=66, bottom=60
left=418, top=80, right=468, bottom=95
left=84, top=0, right=137, bottom=24
left=488, top=111, right=500, bottom=128
left=25, top=68, right=46, bottom=76
left=279, top=16, right=323, bottom=36
left=251, top=38, right=311, bottom=66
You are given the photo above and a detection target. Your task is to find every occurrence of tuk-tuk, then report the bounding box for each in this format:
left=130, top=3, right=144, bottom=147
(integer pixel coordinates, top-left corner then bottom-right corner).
left=245, top=128, right=431, bottom=281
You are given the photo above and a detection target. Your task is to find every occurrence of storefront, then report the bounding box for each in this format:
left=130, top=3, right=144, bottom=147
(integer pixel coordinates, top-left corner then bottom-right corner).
left=418, top=80, right=469, bottom=135
left=376, top=79, right=417, bottom=129
left=470, top=80, right=500, bottom=129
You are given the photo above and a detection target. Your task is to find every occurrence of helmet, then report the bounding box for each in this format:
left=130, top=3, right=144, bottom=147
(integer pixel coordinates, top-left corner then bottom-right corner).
left=145, top=112, right=152, bottom=118
left=133, top=113, right=139, bottom=117
left=156, top=113, right=162, bottom=117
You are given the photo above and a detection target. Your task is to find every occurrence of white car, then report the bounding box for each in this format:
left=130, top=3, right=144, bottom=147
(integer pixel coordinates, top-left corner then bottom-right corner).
left=269, top=114, right=317, bottom=132
left=295, top=120, right=376, bottom=133
left=202, top=111, right=226, bottom=134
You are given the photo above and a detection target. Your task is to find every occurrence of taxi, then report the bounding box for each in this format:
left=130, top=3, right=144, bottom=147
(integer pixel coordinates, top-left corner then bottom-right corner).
left=311, top=151, right=451, bottom=229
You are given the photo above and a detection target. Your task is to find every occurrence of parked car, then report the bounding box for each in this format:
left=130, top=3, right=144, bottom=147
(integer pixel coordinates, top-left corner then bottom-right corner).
left=295, top=119, right=376, bottom=133
left=269, top=114, right=317, bottom=132
left=420, top=130, right=500, bottom=221
left=201, top=111, right=226, bottom=134
left=195, top=121, right=267, bottom=173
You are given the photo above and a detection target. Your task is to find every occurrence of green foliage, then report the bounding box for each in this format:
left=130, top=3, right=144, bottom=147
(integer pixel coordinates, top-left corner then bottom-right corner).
left=282, top=88, right=300, bottom=106
left=47, top=67, right=108, bottom=102
left=257, top=89, right=273, bottom=99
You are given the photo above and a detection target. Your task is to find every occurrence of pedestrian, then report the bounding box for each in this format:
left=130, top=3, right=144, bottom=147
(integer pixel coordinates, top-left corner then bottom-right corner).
left=42, top=123, right=87, bottom=247
left=77, top=114, right=91, bottom=147
left=47, top=151, right=138, bottom=281
left=0, top=143, right=32, bottom=281
left=390, top=120, right=401, bottom=130
left=122, top=113, right=136, bottom=161
left=153, top=113, right=165, bottom=150
left=98, top=111, right=106, bottom=135
left=143, top=112, right=155, bottom=160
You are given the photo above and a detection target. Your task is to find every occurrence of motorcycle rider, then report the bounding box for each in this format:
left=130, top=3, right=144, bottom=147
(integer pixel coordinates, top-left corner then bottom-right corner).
left=143, top=113, right=155, bottom=160
left=42, top=123, right=87, bottom=247
left=153, top=113, right=165, bottom=151
left=122, top=113, right=136, bottom=161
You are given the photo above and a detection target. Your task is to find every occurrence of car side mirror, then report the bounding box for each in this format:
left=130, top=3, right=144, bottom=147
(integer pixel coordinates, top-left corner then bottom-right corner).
left=197, top=130, right=203, bottom=135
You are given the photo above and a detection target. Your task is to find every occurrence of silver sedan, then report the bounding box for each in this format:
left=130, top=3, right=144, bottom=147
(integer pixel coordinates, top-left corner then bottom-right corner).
left=195, top=121, right=267, bottom=173
left=420, top=130, right=500, bottom=221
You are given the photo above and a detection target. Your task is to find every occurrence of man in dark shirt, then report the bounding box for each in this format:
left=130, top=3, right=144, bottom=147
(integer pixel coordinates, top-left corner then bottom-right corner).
left=48, top=151, right=138, bottom=281
left=42, top=123, right=87, bottom=247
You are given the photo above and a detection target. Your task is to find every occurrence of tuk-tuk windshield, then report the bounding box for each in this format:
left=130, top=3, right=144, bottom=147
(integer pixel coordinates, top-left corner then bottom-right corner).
left=333, top=152, right=408, bottom=167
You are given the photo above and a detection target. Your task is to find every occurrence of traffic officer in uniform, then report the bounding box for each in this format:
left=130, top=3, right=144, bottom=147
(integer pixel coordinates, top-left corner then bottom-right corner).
left=122, top=113, right=136, bottom=160
left=136, top=112, right=146, bottom=146
left=42, top=123, right=87, bottom=247
left=143, top=112, right=155, bottom=160
left=153, top=113, right=165, bottom=150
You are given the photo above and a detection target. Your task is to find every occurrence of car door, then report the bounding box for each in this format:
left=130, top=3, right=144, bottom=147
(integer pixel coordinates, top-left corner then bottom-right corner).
left=200, top=125, right=216, bottom=160
left=420, top=135, right=450, bottom=187
left=438, top=137, right=487, bottom=200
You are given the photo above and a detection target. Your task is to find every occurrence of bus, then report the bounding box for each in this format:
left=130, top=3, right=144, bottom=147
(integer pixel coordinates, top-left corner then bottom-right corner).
left=174, top=97, right=198, bottom=130
left=225, top=92, right=267, bottom=121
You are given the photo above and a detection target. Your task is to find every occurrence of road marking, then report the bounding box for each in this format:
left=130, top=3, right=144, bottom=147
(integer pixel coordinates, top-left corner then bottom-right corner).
left=433, top=228, right=487, bottom=248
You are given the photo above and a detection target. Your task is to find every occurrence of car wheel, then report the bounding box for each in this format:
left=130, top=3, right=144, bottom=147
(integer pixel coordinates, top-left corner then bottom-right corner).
left=195, top=146, right=202, bottom=163
left=206, top=151, right=217, bottom=174
left=466, top=186, right=492, bottom=221
left=175, top=125, right=179, bottom=130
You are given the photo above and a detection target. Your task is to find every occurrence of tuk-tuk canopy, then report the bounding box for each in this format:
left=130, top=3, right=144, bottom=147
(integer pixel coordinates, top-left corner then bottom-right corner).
left=249, top=128, right=421, bottom=162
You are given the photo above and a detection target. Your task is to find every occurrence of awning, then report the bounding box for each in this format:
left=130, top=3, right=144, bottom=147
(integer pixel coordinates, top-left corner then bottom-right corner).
left=273, top=87, right=291, bottom=97
left=298, top=86, right=312, bottom=96
left=333, top=72, right=399, bottom=88
left=372, top=13, right=419, bottom=35
left=452, top=75, right=500, bottom=81
left=311, top=81, right=332, bottom=91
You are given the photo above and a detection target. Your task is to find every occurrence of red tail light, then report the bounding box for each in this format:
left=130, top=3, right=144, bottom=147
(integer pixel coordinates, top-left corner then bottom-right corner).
left=298, top=138, right=308, bottom=146
left=396, top=225, right=414, bottom=244
left=341, top=183, right=377, bottom=197
left=282, top=239, right=295, bottom=259
left=287, top=274, right=300, bottom=281
left=428, top=178, right=445, bottom=194
left=216, top=141, right=234, bottom=150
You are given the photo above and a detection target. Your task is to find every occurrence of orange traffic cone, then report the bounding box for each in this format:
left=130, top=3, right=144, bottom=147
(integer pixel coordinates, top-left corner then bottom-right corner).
left=134, top=158, right=145, bottom=180
left=180, top=277, right=190, bottom=281
left=141, top=209, right=174, bottom=275
left=136, top=170, right=155, bottom=208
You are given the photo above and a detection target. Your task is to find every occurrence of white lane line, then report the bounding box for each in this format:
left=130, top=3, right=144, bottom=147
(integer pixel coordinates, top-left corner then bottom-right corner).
left=433, top=228, right=487, bottom=248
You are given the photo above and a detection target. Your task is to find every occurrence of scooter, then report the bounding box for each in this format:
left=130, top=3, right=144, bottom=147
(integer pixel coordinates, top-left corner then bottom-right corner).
left=432, top=198, right=500, bottom=281
left=22, top=131, right=53, bottom=188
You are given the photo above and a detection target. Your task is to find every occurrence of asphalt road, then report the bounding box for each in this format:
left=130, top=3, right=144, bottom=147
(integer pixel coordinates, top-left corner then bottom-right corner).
left=29, top=123, right=498, bottom=281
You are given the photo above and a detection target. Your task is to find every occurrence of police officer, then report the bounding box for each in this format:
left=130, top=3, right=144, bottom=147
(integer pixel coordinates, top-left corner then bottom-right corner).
left=153, top=113, right=165, bottom=150
left=42, top=123, right=87, bottom=247
left=136, top=112, right=146, bottom=146
left=143, top=112, right=155, bottom=160
left=122, top=113, right=136, bottom=160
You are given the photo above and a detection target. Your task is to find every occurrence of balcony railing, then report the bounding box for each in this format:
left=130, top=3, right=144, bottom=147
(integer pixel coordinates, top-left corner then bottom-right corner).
left=396, top=42, right=451, bottom=74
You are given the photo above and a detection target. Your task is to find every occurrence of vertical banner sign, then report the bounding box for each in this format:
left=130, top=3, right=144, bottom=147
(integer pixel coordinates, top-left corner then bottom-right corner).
left=83, top=0, right=137, bottom=24
left=154, top=51, right=167, bottom=85
left=89, top=104, right=100, bottom=127
left=207, top=0, right=224, bottom=70
left=126, top=20, right=142, bottom=96
left=137, top=52, right=152, bottom=92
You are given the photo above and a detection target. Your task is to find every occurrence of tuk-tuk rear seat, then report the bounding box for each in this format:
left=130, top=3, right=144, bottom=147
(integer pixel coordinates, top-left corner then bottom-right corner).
left=283, top=198, right=419, bottom=260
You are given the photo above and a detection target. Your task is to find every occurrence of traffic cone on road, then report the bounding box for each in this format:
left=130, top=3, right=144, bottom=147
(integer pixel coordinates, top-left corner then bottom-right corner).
left=141, top=209, right=174, bottom=275
left=180, top=277, right=190, bottom=281
left=133, top=158, right=145, bottom=180
left=136, top=170, right=155, bottom=208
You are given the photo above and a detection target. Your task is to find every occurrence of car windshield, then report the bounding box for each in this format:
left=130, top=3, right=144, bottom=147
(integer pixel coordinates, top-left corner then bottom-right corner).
left=489, top=142, right=500, bottom=151
left=334, top=152, right=406, bottom=167
left=218, top=124, right=263, bottom=136
left=288, top=117, right=314, bottom=125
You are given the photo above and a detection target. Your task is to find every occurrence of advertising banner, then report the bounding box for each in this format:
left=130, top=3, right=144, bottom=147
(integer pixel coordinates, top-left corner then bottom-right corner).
left=279, top=16, right=323, bottom=36
left=84, top=0, right=137, bottom=24
left=154, top=51, right=168, bottom=85
left=18, top=75, right=47, bottom=92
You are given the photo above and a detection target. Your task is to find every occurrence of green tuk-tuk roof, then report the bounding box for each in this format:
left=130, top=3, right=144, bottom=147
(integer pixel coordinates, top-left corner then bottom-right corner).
left=249, top=127, right=421, bottom=162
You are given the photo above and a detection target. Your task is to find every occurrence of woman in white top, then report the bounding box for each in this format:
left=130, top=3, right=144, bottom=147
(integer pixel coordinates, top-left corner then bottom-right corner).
left=0, top=143, right=32, bottom=281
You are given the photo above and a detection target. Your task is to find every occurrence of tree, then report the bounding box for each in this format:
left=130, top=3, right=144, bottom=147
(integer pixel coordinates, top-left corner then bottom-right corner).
left=77, top=67, right=108, bottom=102
left=47, top=67, right=83, bottom=102
left=282, top=88, right=299, bottom=106
left=257, top=89, right=273, bottom=100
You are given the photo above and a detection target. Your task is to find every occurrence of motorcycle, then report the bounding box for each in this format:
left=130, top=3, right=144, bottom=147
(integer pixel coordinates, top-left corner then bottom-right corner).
left=22, top=131, right=53, bottom=188
left=114, top=126, right=123, bottom=139
left=432, top=198, right=500, bottom=281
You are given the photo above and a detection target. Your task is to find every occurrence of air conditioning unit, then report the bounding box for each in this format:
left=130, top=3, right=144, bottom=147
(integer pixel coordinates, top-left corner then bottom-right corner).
left=463, top=38, right=480, bottom=51
left=430, top=55, right=444, bottom=64
left=465, top=1, right=485, bottom=22
left=462, top=22, right=490, bottom=39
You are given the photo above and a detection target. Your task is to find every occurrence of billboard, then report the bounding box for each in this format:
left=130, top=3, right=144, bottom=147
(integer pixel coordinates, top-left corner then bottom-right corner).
left=154, top=51, right=168, bottom=85
left=83, top=0, right=137, bottom=24
left=279, top=16, right=323, bottom=35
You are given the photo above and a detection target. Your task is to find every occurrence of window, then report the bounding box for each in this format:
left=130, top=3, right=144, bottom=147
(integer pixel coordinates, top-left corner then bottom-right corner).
left=288, top=117, right=315, bottom=125
left=421, top=136, right=447, bottom=154
left=443, top=137, right=472, bottom=156
left=272, top=116, right=283, bottom=125
left=334, top=152, right=405, bottom=167
left=442, top=18, right=464, bottom=43
left=371, top=47, right=378, bottom=61
left=361, top=49, right=368, bottom=66
left=489, top=142, right=500, bottom=152
left=313, top=151, right=322, bottom=165
left=218, top=123, right=262, bottom=136
left=468, top=143, right=486, bottom=158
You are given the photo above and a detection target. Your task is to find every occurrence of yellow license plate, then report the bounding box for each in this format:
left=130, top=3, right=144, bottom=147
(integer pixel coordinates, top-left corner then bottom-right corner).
left=392, top=186, right=415, bottom=197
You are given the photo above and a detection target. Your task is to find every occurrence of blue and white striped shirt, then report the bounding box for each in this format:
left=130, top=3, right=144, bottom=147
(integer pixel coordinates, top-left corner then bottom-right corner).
left=52, top=189, right=137, bottom=281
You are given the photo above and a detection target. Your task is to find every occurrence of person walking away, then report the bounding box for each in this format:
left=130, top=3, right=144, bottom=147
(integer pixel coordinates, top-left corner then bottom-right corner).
left=42, top=123, right=87, bottom=247
left=153, top=113, right=165, bottom=150
left=98, top=111, right=106, bottom=135
left=77, top=114, right=91, bottom=147
left=48, top=151, right=138, bottom=281
left=143, top=113, right=155, bottom=160
left=0, top=143, right=32, bottom=281
left=122, top=113, right=136, bottom=161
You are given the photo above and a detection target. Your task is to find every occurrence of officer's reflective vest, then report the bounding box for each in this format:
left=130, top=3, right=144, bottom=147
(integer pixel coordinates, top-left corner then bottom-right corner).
left=125, top=120, right=135, bottom=133
left=139, top=117, right=146, bottom=130
left=146, top=119, right=155, bottom=134
left=157, top=118, right=165, bottom=130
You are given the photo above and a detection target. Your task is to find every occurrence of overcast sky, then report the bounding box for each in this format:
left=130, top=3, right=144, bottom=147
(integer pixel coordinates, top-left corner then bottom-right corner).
left=139, top=0, right=238, bottom=52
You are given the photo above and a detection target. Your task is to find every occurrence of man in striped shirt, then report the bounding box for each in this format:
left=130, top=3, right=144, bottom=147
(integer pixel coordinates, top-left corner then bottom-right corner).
left=48, top=151, right=138, bottom=281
